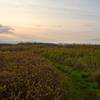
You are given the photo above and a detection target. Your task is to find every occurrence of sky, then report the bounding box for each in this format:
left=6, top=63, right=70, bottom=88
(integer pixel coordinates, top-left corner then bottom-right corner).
left=0, top=0, right=100, bottom=44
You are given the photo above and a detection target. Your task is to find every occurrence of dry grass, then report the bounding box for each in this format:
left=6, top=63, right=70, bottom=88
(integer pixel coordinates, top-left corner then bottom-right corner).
left=0, top=45, right=68, bottom=99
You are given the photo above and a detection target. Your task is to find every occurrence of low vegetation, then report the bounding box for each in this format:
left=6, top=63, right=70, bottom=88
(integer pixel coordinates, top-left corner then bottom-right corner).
left=0, top=43, right=100, bottom=100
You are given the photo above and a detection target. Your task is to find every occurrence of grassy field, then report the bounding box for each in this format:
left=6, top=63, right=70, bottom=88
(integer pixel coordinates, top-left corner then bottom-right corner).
left=0, top=43, right=100, bottom=100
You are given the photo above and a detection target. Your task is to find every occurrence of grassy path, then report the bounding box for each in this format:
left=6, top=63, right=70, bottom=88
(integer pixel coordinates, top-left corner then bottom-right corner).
left=42, top=56, right=99, bottom=100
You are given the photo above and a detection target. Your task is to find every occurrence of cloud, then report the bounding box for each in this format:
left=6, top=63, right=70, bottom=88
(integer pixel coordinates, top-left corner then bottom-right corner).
left=0, top=24, right=14, bottom=34
left=33, top=24, right=63, bottom=29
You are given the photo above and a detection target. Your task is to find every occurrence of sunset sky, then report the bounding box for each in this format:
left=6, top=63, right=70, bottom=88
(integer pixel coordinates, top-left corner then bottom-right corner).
left=0, top=0, right=100, bottom=44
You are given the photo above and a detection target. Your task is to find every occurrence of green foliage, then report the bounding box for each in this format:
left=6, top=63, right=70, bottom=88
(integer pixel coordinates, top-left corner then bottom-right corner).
left=34, top=45, right=100, bottom=100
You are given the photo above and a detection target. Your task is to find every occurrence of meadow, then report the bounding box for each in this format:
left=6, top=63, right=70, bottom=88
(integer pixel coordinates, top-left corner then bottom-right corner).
left=0, top=43, right=100, bottom=100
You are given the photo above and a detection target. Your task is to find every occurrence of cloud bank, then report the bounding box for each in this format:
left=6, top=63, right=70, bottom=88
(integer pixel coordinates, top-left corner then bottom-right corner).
left=0, top=24, right=14, bottom=33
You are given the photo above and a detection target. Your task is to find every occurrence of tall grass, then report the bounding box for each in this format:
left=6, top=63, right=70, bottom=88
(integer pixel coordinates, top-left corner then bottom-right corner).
left=0, top=44, right=100, bottom=99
